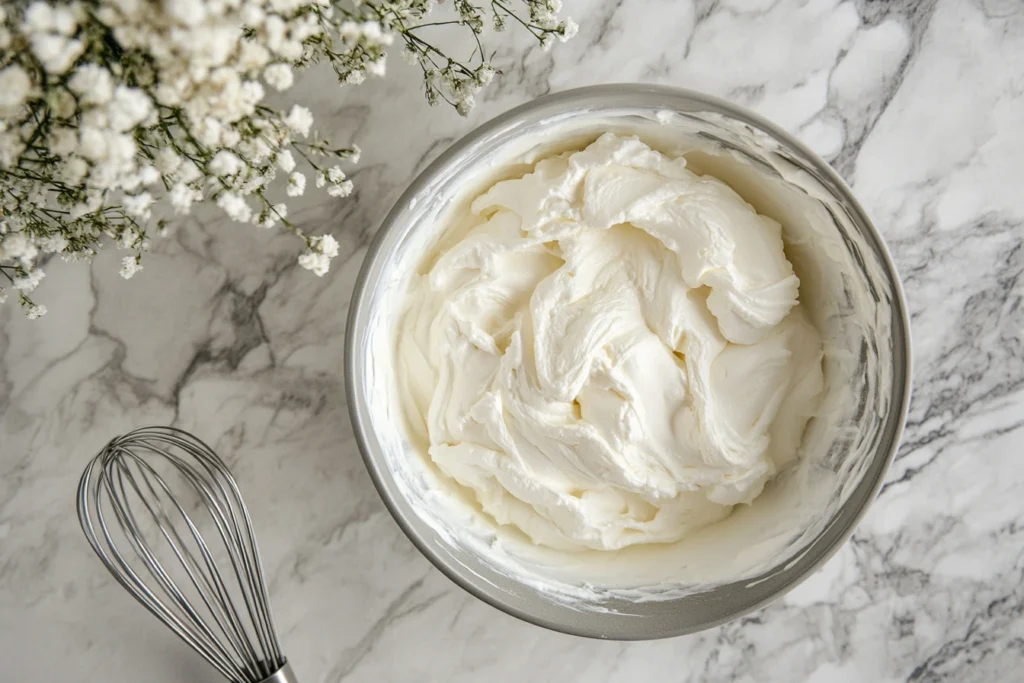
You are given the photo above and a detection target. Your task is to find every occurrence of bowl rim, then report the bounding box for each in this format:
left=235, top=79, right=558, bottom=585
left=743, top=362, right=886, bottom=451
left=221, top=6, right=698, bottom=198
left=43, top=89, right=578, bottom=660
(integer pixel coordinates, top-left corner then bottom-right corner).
left=344, top=83, right=913, bottom=640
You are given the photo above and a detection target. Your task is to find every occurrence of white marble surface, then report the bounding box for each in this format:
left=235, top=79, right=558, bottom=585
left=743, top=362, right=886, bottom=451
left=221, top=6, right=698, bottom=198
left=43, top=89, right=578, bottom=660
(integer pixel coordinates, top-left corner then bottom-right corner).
left=2, top=0, right=1023, bottom=680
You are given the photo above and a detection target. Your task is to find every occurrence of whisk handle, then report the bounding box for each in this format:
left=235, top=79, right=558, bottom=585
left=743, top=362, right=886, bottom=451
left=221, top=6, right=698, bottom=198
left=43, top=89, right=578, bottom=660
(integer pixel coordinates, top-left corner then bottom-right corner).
left=260, top=662, right=298, bottom=683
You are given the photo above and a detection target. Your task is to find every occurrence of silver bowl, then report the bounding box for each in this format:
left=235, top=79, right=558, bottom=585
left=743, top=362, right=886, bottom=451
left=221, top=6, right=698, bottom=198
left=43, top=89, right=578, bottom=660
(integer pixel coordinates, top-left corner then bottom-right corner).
left=345, top=84, right=911, bottom=639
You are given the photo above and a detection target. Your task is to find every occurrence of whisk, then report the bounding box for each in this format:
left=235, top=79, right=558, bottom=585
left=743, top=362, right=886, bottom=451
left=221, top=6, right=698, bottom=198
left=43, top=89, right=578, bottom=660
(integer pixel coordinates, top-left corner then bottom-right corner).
left=77, top=426, right=297, bottom=683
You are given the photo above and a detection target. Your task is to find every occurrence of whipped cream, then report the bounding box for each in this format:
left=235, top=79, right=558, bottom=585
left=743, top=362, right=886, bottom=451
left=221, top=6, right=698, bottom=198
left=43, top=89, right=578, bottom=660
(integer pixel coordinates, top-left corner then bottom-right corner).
left=394, top=133, right=824, bottom=552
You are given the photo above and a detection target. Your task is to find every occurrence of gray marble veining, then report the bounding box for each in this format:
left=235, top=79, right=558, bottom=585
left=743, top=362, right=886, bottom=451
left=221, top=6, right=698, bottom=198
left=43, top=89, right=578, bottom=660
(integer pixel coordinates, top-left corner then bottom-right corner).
left=2, top=0, right=1023, bottom=681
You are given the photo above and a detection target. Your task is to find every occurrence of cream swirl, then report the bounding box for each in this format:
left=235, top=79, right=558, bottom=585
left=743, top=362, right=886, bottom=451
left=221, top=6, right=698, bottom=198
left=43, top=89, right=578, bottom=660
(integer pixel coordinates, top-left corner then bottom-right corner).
left=395, top=133, right=824, bottom=551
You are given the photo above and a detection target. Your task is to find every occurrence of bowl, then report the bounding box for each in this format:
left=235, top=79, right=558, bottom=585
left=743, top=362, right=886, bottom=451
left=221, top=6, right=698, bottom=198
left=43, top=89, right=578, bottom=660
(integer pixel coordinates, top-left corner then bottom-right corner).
left=345, top=84, right=911, bottom=639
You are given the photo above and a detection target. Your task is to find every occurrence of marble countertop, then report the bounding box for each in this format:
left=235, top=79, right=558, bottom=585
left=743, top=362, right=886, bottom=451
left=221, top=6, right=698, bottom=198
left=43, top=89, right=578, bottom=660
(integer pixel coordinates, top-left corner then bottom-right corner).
left=3, top=0, right=1023, bottom=681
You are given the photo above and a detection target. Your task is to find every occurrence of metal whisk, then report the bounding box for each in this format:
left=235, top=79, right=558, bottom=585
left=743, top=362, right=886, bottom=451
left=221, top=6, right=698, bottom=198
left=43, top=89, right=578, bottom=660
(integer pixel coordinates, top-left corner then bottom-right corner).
left=77, top=426, right=297, bottom=683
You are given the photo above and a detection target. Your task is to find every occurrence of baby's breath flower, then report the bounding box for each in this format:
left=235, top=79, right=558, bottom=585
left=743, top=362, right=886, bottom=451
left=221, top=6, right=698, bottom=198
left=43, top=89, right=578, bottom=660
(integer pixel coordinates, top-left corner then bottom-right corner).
left=120, top=255, right=143, bottom=279
left=31, top=34, right=84, bottom=75
left=277, top=149, right=296, bottom=172
left=26, top=304, right=48, bottom=320
left=298, top=233, right=339, bottom=276
left=217, top=191, right=253, bottom=222
left=170, top=182, right=200, bottom=214
left=263, top=63, right=294, bottom=91
left=559, top=18, right=579, bottom=42
left=13, top=269, right=45, bottom=293
left=209, top=150, right=242, bottom=176
left=0, top=0, right=575, bottom=318
left=155, top=148, right=182, bottom=175
left=0, top=66, right=33, bottom=114
left=123, top=192, right=155, bottom=219
left=69, top=64, right=115, bottom=105
left=257, top=202, right=288, bottom=228
left=456, top=94, right=475, bottom=117
left=285, top=105, right=313, bottom=137
left=286, top=171, right=306, bottom=196
left=327, top=180, right=354, bottom=198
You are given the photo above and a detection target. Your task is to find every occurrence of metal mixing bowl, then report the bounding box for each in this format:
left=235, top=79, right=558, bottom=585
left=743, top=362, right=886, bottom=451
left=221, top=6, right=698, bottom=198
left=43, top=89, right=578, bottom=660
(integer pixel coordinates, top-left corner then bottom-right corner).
left=345, top=84, right=911, bottom=639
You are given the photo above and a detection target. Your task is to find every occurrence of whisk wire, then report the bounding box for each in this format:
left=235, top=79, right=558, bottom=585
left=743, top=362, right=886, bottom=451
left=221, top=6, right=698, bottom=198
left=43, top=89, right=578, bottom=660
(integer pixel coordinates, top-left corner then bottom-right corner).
left=77, top=426, right=292, bottom=683
left=107, top=451, right=249, bottom=680
left=86, top=460, right=242, bottom=681
left=146, top=434, right=283, bottom=674
left=118, top=451, right=262, bottom=681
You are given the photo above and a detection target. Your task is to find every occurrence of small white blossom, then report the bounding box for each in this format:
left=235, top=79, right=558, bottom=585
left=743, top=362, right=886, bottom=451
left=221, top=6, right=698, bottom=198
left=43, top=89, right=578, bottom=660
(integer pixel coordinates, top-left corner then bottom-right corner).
left=108, top=86, right=153, bottom=132
left=155, top=148, right=182, bottom=175
left=107, top=134, right=137, bottom=164
left=23, top=3, right=56, bottom=34
left=69, top=192, right=102, bottom=219
left=326, top=180, right=353, bottom=197
left=194, top=117, right=223, bottom=147
left=559, top=18, right=579, bottom=42
left=258, top=202, right=288, bottom=228
left=286, top=171, right=306, bottom=196
left=277, top=40, right=304, bottom=61
left=26, top=304, right=48, bottom=320
left=238, top=41, right=271, bottom=71
left=327, top=166, right=346, bottom=183
left=164, top=0, right=207, bottom=27
left=123, top=192, right=155, bottom=219
left=31, top=34, right=84, bottom=75
left=120, top=255, right=143, bottom=279
left=0, top=287, right=7, bottom=304
left=60, top=157, right=88, bottom=184
left=0, top=65, right=33, bottom=114
left=52, top=6, right=78, bottom=36
left=264, top=14, right=287, bottom=52
left=13, top=269, right=45, bottom=293
left=240, top=5, right=266, bottom=28
left=217, top=191, right=252, bottom=222
left=209, top=150, right=242, bottom=176
left=49, top=127, right=78, bottom=156
left=323, top=165, right=354, bottom=196
left=456, top=94, right=475, bottom=117
left=170, top=182, right=201, bottom=214
left=263, top=63, right=294, bottom=91
left=477, top=65, right=495, bottom=86
left=69, top=64, right=115, bottom=105
left=136, top=165, right=161, bottom=186
left=360, top=21, right=390, bottom=45
left=298, top=233, right=339, bottom=276
left=77, top=127, right=107, bottom=161
left=118, top=227, right=142, bottom=249
left=285, top=105, right=313, bottom=137
left=176, top=160, right=203, bottom=184
left=39, top=234, right=68, bottom=254
left=0, top=131, right=24, bottom=168
left=0, top=232, right=33, bottom=262
left=339, top=21, right=360, bottom=41
left=319, top=234, right=339, bottom=257
left=48, top=88, right=76, bottom=118
left=277, top=149, right=295, bottom=172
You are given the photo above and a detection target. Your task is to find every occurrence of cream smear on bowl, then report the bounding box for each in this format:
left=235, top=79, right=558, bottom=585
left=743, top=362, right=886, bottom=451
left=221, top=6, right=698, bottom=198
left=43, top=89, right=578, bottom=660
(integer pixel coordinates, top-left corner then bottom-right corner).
left=364, top=108, right=895, bottom=606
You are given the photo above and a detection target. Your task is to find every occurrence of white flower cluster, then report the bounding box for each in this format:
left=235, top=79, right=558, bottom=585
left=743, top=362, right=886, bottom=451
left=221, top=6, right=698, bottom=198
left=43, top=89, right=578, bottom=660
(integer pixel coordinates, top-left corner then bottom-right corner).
left=0, top=0, right=575, bottom=317
left=297, top=233, right=339, bottom=276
